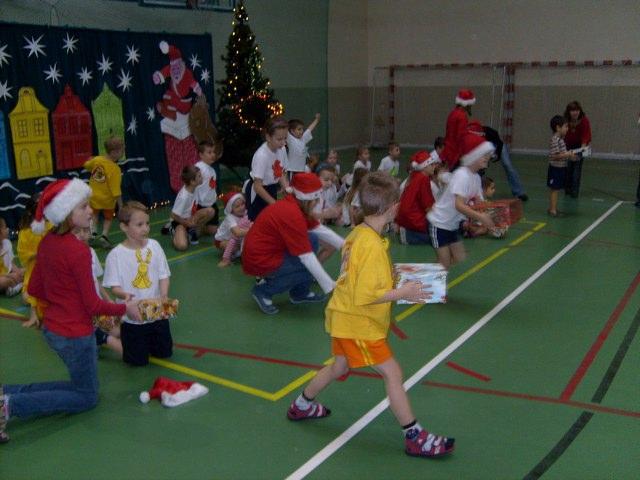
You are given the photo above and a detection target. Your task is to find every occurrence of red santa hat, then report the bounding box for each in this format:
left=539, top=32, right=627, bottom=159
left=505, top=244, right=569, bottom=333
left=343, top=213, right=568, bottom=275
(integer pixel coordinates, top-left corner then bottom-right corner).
left=459, top=133, right=495, bottom=166
left=31, top=178, right=91, bottom=233
left=455, top=89, right=476, bottom=107
left=410, top=150, right=441, bottom=171
left=139, top=376, right=209, bottom=408
left=290, top=173, right=323, bottom=201
left=222, top=191, right=245, bottom=216
left=159, top=41, right=182, bottom=64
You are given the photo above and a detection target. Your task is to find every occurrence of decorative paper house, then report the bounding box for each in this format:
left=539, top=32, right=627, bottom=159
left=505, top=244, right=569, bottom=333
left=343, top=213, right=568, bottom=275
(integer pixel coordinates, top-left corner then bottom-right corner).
left=52, top=85, right=93, bottom=170
left=9, top=87, right=53, bottom=180
left=92, top=84, right=126, bottom=156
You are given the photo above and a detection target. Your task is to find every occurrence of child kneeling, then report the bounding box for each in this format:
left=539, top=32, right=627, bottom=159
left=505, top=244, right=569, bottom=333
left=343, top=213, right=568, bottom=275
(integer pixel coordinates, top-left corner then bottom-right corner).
left=286, top=171, right=455, bottom=458
left=103, top=202, right=173, bottom=366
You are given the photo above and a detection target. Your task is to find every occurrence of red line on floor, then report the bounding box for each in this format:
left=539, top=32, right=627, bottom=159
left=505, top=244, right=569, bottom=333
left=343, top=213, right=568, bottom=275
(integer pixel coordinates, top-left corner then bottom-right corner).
left=172, top=343, right=639, bottom=419
left=445, top=361, right=491, bottom=382
left=390, top=322, right=408, bottom=340
left=424, top=381, right=640, bottom=419
left=560, top=270, right=640, bottom=401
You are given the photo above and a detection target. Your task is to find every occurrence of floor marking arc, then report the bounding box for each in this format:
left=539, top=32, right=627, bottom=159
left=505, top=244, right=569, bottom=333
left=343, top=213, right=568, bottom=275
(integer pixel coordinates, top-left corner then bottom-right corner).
left=285, top=202, right=622, bottom=480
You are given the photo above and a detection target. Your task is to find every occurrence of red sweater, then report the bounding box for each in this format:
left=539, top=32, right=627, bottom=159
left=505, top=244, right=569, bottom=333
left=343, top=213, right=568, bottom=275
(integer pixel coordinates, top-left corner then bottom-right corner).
left=564, top=115, right=592, bottom=149
left=396, top=171, right=435, bottom=232
left=28, top=232, right=126, bottom=337
left=441, top=106, right=469, bottom=168
left=242, top=195, right=315, bottom=276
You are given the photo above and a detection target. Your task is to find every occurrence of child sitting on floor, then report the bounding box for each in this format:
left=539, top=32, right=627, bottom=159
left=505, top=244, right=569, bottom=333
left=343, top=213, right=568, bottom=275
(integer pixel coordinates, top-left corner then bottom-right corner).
left=314, top=165, right=343, bottom=225
left=215, top=192, right=252, bottom=268
left=170, top=165, right=215, bottom=250
left=0, top=217, right=24, bottom=298
left=463, top=176, right=497, bottom=238
left=286, top=171, right=455, bottom=459
left=103, top=202, right=173, bottom=366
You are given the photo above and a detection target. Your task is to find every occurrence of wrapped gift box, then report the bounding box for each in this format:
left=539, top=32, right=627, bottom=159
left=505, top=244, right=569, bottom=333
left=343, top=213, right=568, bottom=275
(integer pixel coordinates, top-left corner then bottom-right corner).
left=394, top=263, right=447, bottom=304
left=138, top=298, right=180, bottom=322
left=473, top=198, right=523, bottom=228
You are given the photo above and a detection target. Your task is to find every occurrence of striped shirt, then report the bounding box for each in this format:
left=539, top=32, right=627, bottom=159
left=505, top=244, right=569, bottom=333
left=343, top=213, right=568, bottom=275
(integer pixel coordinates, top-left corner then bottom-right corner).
left=549, top=133, right=568, bottom=167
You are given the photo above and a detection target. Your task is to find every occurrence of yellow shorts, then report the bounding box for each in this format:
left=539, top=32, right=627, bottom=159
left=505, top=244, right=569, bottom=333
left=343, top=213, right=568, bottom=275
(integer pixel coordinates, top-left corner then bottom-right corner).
left=331, top=337, right=392, bottom=368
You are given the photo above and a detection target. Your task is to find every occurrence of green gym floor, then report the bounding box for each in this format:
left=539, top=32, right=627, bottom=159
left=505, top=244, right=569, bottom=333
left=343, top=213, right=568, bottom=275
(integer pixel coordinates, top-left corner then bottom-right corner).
left=1, top=152, right=639, bottom=479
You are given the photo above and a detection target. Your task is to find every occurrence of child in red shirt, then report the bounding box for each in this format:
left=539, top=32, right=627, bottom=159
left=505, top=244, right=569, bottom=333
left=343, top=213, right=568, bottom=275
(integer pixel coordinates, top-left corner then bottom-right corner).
left=0, top=179, right=141, bottom=443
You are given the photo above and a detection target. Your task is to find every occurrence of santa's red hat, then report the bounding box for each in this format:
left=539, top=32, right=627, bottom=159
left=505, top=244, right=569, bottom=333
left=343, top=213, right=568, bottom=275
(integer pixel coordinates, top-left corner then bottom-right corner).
left=459, top=133, right=495, bottom=166
left=31, top=178, right=91, bottom=233
left=159, top=41, right=182, bottom=63
left=290, top=173, right=322, bottom=201
left=410, top=150, right=441, bottom=171
left=139, top=376, right=208, bottom=408
left=222, top=191, right=245, bottom=216
left=455, top=89, right=476, bottom=107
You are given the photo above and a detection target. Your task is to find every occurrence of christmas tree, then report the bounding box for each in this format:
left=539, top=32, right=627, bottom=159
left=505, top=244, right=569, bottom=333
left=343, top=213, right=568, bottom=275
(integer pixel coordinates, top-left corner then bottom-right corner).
left=216, top=0, right=284, bottom=168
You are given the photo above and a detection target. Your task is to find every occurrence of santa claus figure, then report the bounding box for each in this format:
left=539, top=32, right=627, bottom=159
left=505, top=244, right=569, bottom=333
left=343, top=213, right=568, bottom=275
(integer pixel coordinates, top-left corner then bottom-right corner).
left=153, top=41, right=203, bottom=121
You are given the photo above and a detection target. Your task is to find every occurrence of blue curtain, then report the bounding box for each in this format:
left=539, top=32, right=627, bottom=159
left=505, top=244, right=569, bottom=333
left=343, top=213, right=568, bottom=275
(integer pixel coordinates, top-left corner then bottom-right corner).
left=0, top=22, right=214, bottom=227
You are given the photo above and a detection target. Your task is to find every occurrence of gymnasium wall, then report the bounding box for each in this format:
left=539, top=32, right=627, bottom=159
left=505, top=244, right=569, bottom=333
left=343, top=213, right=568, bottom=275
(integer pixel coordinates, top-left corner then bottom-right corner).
left=328, top=0, right=640, bottom=155
left=0, top=0, right=329, bottom=150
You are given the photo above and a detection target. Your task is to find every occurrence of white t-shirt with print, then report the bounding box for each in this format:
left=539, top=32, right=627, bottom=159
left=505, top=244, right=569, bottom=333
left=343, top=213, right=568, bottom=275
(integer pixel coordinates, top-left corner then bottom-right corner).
left=250, top=142, right=287, bottom=186
left=103, top=239, right=171, bottom=324
left=194, top=161, right=218, bottom=207
left=90, top=247, right=103, bottom=296
left=287, top=129, right=313, bottom=173
left=378, top=155, right=399, bottom=176
left=171, top=186, right=196, bottom=219
left=427, top=166, right=483, bottom=231
left=215, top=214, right=240, bottom=242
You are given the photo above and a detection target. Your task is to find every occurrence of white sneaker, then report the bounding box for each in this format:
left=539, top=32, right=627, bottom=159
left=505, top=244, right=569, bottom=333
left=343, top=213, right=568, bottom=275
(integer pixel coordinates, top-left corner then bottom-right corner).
left=5, top=282, right=22, bottom=297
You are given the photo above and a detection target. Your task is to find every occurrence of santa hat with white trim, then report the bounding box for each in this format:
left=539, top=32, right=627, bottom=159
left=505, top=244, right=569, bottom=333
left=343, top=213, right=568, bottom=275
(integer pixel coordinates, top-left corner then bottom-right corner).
left=459, top=133, right=495, bottom=167
left=139, top=376, right=209, bottom=408
left=410, top=150, right=441, bottom=171
left=159, top=41, right=182, bottom=64
left=31, top=178, right=91, bottom=233
left=290, top=173, right=323, bottom=201
left=455, top=89, right=476, bottom=107
left=222, top=191, right=245, bottom=216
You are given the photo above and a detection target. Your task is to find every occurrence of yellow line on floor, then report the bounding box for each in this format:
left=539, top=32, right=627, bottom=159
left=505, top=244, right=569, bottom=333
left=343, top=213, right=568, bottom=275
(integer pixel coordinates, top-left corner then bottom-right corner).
left=150, top=357, right=277, bottom=401
left=166, top=245, right=214, bottom=263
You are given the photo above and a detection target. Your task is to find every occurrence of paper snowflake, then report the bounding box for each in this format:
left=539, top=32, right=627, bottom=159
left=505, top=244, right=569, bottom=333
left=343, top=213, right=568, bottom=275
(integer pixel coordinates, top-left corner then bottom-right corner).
left=200, top=68, right=210, bottom=84
left=0, top=80, right=13, bottom=101
left=97, top=54, right=113, bottom=75
left=43, top=63, right=62, bottom=84
left=126, top=45, right=140, bottom=65
left=77, top=67, right=93, bottom=86
left=146, top=107, right=156, bottom=121
left=127, top=116, right=138, bottom=135
left=0, top=44, right=12, bottom=68
left=23, top=35, right=46, bottom=59
left=117, top=69, right=133, bottom=92
left=189, top=53, right=201, bottom=70
left=62, top=33, right=78, bottom=54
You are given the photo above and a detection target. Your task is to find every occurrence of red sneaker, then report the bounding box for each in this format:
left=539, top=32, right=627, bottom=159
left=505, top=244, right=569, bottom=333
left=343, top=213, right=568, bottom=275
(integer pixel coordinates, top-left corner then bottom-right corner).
left=405, top=429, right=455, bottom=458
left=287, top=401, right=331, bottom=421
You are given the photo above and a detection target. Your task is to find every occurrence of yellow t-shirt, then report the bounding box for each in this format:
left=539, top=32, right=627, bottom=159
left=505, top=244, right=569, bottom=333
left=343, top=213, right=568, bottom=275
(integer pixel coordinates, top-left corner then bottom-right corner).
left=325, top=224, right=394, bottom=340
left=17, top=225, right=49, bottom=298
left=84, top=156, right=122, bottom=210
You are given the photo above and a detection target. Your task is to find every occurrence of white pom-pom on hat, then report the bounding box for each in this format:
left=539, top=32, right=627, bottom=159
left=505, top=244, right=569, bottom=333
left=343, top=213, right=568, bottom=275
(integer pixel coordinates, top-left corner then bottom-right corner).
left=139, top=391, right=151, bottom=403
left=159, top=41, right=169, bottom=54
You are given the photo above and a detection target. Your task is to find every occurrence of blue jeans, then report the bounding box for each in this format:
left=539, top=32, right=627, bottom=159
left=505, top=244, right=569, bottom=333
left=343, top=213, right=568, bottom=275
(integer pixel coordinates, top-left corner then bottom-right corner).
left=4, top=329, right=99, bottom=419
left=500, top=145, right=526, bottom=197
left=254, top=234, right=319, bottom=299
left=565, top=153, right=583, bottom=197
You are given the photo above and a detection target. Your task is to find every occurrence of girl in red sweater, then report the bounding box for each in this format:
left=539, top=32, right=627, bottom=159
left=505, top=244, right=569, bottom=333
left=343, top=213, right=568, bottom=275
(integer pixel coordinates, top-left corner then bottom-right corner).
left=0, top=179, right=141, bottom=443
left=563, top=101, right=592, bottom=198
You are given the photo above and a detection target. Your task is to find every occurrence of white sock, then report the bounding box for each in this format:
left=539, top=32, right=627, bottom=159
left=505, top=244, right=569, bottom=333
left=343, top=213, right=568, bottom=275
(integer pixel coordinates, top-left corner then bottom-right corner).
left=403, top=420, right=423, bottom=439
left=294, top=393, right=313, bottom=410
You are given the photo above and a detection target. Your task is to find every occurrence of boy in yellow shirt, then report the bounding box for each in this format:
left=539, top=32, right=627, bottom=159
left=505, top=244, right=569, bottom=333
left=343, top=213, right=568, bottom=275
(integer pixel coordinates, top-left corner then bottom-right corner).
left=84, top=136, right=124, bottom=248
left=286, top=171, right=455, bottom=458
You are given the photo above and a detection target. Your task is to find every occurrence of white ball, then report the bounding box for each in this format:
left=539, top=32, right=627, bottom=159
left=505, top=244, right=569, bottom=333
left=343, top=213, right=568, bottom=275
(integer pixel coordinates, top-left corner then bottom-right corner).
left=139, top=391, right=150, bottom=403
